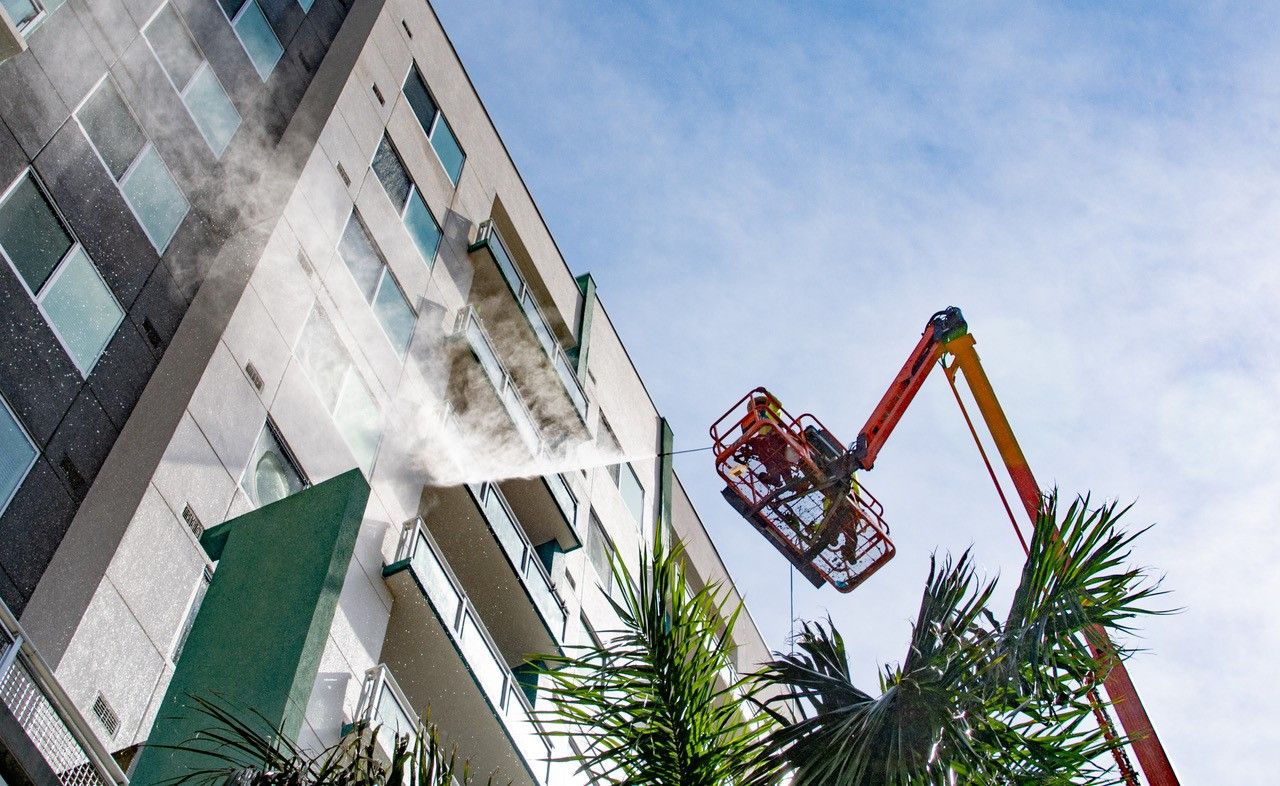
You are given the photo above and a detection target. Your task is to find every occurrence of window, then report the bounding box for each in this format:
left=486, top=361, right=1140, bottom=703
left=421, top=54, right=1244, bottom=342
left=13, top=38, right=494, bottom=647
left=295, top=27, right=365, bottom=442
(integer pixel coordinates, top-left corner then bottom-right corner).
left=338, top=212, right=416, bottom=358
left=297, top=0, right=314, bottom=10
left=1, top=0, right=61, bottom=34
left=372, top=135, right=441, bottom=265
left=298, top=308, right=383, bottom=471
left=0, top=395, right=35, bottom=514
left=0, top=172, right=124, bottom=375
left=218, top=0, right=282, bottom=80
left=403, top=66, right=465, bottom=185
left=76, top=78, right=189, bottom=251
left=618, top=463, right=645, bottom=526
left=240, top=420, right=306, bottom=508
left=144, top=4, right=241, bottom=157
left=171, top=566, right=211, bottom=662
left=596, top=417, right=646, bottom=526
left=586, top=511, right=613, bottom=596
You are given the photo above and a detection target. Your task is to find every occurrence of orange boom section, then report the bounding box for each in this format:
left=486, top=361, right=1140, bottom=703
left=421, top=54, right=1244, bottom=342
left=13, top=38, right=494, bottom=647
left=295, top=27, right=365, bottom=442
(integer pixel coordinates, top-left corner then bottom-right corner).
left=710, top=388, right=895, bottom=592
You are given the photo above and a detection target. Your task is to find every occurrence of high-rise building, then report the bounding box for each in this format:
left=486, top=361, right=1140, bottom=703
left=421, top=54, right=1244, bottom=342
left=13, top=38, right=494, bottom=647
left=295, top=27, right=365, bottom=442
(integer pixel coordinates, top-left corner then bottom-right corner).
left=0, top=2, right=768, bottom=784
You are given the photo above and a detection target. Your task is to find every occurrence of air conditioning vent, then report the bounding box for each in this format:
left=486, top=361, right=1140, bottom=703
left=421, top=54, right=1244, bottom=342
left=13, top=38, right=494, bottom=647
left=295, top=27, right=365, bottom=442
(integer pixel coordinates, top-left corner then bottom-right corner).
left=372, top=83, right=385, bottom=106
left=245, top=362, right=265, bottom=392
left=182, top=504, right=204, bottom=538
left=401, top=20, right=413, bottom=38
left=296, top=250, right=315, bottom=277
left=336, top=162, right=350, bottom=187
left=92, top=693, right=119, bottom=738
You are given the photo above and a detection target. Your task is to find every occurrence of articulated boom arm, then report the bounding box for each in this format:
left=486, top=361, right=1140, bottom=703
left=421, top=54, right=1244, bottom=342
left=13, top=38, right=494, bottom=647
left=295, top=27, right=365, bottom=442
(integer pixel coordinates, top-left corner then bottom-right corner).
left=851, top=306, right=1178, bottom=786
left=849, top=306, right=969, bottom=472
left=712, top=306, right=1178, bottom=785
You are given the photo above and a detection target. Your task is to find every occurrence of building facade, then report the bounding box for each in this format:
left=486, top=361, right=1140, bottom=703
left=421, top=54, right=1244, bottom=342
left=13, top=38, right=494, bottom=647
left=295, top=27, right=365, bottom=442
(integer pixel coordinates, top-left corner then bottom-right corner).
left=0, top=1, right=769, bottom=784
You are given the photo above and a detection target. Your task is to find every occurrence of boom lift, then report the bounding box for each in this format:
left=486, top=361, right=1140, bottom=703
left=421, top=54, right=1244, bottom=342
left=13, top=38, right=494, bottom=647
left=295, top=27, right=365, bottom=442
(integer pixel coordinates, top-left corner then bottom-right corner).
left=711, top=307, right=1178, bottom=786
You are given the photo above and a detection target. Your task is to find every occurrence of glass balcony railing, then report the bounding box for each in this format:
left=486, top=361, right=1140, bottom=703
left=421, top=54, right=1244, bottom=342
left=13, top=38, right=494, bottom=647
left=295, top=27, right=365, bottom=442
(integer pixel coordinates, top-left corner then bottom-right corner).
left=0, top=599, right=127, bottom=786
left=470, top=222, right=588, bottom=421
left=468, top=483, right=568, bottom=641
left=389, top=522, right=553, bottom=784
left=460, top=308, right=542, bottom=457
left=544, top=472, right=579, bottom=533
left=352, top=664, right=419, bottom=759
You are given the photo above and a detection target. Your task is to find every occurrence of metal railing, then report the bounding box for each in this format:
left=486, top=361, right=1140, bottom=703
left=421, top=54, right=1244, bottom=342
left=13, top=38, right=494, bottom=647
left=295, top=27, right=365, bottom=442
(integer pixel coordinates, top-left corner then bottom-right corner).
left=468, top=483, right=568, bottom=642
left=0, top=599, right=127, bottom=786
left=391, top=521, right=553, bottom=784
left=470, top=222, right=588, bottom=421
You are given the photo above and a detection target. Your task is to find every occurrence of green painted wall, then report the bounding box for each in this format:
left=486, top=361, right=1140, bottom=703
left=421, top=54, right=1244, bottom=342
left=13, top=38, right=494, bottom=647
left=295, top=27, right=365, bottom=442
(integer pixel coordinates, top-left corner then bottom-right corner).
left=129, top=469, right=370, bottom=786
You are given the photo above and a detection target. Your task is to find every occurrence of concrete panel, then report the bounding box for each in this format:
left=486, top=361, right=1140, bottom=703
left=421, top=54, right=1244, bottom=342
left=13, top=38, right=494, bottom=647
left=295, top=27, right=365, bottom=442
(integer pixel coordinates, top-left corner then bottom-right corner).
left=44, top=388, right=120, bottom=504
left=26, top=5, right=107, bottom=112
left=270, top=359, right=361, bottom=484
left=0, top=459, right=76, bottom=604
left=297, top=146, right=355, bottom=246
left=285, top=188, right=340, bottom=285
left=353, top=176, right=432, bottom=302
left=69, top=0, right=141, bottom=71
left=302, top=633, right=357, bottom=747
left=0, top=51, right=69, bottom=159
left=318, top=237, right=403, bottom=397
left=105, top=484, right=206, bottom=656
left=328, top=557, right=390, bottom=681
left=151, top=412, right=238, bottom=532
left=250, top=223, right=319, bottom=349
left=187, top=341, right=268, bottom=479
left=224, top=284, right=293, bottom=404
left=54, top=580, right=166, bottom=753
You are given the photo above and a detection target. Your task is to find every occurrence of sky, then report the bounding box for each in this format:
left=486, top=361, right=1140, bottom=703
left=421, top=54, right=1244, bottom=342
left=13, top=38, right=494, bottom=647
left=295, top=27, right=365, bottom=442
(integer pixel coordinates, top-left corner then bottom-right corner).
left=430, top=1, right=1279, bottom=780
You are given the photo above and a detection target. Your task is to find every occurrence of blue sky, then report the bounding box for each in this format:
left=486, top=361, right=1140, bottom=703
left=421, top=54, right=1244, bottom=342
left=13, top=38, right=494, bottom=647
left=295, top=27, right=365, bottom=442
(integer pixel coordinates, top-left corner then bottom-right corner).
left=431, top=1, right=1279, bottom=780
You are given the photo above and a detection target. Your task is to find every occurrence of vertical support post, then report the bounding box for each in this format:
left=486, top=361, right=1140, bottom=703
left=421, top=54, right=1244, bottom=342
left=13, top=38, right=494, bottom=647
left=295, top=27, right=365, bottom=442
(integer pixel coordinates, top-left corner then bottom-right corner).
left=129, top=470, right=370, bottom=786
left=943, top=333, right=1179, bottom=786
left=657, top=418, right=675, bottom=546
left=572, top=274, right=597, bottom=376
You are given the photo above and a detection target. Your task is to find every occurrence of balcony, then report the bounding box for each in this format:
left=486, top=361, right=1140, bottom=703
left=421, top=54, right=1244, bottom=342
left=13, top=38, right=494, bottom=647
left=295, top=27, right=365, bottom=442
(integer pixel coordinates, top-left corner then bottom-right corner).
left=418, top=483, right=569, bottom=660
left=467, top=222, right=588, bottom=431
left=380, top=522, right=554, bottom=786
left=451, top=307, right=543, bottom=457
left=0, top=600, right=127, bottom=786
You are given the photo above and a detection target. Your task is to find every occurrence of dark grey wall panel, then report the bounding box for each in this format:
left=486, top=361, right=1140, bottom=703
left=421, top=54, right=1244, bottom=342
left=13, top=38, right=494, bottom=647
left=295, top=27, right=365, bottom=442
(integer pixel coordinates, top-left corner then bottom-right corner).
left=0, top=52, right=70, bottom=159
left=0, top=459, right=76, bottom=607
left=0, top=264, right=81, bottom=448
left=45, top=388, right=120, bottom=504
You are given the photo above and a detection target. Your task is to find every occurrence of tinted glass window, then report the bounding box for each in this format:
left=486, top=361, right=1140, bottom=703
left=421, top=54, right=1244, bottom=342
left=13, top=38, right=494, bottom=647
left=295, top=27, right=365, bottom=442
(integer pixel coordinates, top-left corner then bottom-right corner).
left=241, top=422, right=305, bottom=507
left=40, top=248, right=123, bottom=372
left=0, top=397, right=35, bottom=511
left=403, top=69, right=438, bottom=135
left=335, top=373, right=380, bottom=471
left=430, top=117, right=465, bottom=184
left=147, top=5, right=203, bottom=89
left=0, top=175, right=73, bottom=292
left=299, top=309, right=351, bottom=410
left=338, top=214, right=383, bottom=300
left=234, top=1, right=283, bottom=80
left=619, top=463, right=645, bottom=525
left=587, top=513, right=613, bottom=594
left=403, top=192, right=440, bottom=264
left=120, top=146, right=189, bottom=251
left=373, top=275, right=415, bottom=358
left=184, top=66, right=240, bottom=156
left=372, top=135, right=411, bottom=209
left=79, top=80, right=147, bottom=180
left=1, top=0, right=39, bottom=29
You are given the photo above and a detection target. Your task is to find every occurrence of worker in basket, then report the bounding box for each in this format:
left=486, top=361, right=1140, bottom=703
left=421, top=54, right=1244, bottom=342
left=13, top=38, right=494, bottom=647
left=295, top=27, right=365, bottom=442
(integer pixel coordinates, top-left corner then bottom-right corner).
left=735, top=394, right=800, bottom=491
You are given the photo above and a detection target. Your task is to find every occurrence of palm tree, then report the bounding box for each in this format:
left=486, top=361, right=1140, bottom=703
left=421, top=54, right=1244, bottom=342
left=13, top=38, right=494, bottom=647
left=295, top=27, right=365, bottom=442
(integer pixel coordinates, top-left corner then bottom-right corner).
left=534, top=534, right=780, bottom=786
left=160, top=695, right=489, bottom=785
left=746, top=493, right=1167, bottom=786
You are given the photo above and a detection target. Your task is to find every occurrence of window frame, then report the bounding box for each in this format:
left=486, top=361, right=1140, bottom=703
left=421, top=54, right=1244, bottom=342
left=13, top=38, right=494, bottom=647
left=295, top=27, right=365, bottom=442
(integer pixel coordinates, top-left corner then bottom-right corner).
left=171, top=565, right=212, bottom=663
left=141, top=3, right=241, bottom=158
left=0, top=392, right=37, bottom=516
left=402, top=63, right=466, bottom=186
left=2, top=0, right=56, bottom=36
left=336, top=210, right=418, bottom=359
left=0, top=169, right=125, bottom=377
left=238, top=418, right=309, bottom=509
left=586, top=510, right=615, bottom=597
left=295, top=306, right=385, bottom=472
left=73, top=75, right=191, bottom=253
left=370, top=133, right=442, bottom=266
left=217, top=0, right=283, bottom=82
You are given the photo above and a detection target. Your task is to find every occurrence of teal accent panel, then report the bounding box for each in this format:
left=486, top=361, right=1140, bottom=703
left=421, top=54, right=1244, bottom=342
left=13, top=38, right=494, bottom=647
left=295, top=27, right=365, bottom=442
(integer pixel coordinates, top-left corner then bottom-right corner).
left=130, top=469, right=370, bottom=786
left=533, top=539, right=563, bottom=575
left=658, top=418, right=675, bottom=544
left=572, top=273, right=596, bottom=375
